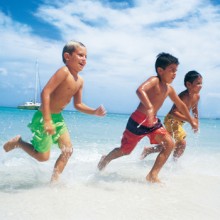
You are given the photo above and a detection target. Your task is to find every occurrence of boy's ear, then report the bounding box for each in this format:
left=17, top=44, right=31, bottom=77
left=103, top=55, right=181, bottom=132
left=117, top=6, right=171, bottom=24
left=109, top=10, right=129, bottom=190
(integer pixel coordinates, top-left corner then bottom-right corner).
left=64, top=52, right=70, bottom=62
left=185, top=81, right=191, bottom=88
left=157, top=67, right=163, bottom=74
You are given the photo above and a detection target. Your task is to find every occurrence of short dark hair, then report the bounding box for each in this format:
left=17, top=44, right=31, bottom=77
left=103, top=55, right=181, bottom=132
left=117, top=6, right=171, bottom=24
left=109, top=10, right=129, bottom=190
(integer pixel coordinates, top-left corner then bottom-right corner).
left=62, top=40, right=85, bottom=64
left=184, top=70, right=202, bottom=87
left=155, top=52, right=179, bottom=74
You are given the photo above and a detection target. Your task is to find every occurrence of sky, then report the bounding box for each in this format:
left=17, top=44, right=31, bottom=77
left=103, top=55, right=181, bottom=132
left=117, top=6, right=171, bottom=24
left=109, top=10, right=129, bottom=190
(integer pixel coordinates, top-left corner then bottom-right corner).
left=0, top=0, right=220, bottom=118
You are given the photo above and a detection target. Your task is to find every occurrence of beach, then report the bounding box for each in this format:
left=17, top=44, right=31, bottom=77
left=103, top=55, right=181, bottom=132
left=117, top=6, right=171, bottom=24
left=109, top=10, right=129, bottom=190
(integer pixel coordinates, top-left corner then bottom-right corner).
left=0, top=107, right=220, bottom=220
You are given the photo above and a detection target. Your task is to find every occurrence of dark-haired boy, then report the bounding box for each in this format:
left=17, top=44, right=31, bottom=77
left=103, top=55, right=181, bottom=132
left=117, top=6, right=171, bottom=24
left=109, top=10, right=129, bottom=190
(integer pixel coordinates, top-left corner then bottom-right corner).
left=141, top=70, right=202, bottom=161
left=98, top=53, right=198, bottom=183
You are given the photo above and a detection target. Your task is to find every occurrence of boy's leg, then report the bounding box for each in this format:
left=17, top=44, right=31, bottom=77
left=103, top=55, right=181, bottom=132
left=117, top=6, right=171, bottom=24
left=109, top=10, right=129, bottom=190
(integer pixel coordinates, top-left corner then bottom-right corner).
left=98, top=130, right=141, bottom=171
left=51, top=131, right=73, bottom=182
left=97, top=148, right=124, bottom=171
left=4, top=135, right=23, bottom=152
left=146, top=133, right=174, bottom=183
left=173, top=139, right=186, bottom=160
left=3, top=135, right=50, bottom=161
left=140, top=144, right=163, bottom=160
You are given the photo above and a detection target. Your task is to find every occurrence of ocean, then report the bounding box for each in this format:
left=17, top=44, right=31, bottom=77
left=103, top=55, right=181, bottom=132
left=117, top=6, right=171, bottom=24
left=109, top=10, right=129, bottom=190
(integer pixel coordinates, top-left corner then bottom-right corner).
left=0, top=107, right=220, bottom=220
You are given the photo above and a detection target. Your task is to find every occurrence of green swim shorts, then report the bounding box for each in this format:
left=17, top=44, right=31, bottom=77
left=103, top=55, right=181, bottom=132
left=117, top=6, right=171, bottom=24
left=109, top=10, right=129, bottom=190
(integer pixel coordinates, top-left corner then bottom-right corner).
left=28, top=110, right=68, bottom=153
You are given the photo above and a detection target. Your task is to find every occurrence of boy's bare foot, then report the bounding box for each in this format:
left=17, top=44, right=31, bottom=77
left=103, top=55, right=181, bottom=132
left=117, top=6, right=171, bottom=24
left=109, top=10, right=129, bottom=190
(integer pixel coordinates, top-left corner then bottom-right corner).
left=97, top=155, right=108, bottom=171
left=51, top=170, right=60, bottom=183
left=140, top=147, right=151, bottom=160
left=3, top=135, right=21, bottom=152
left=146, top=173, right=161, bottom=183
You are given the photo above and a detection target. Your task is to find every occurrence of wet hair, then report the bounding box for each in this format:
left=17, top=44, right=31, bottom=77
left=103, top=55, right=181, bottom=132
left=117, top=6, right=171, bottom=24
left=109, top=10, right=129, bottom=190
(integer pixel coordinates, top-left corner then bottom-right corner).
left=184, top=70, right=202, bottom=87
left=62, top=40, right=86, bottom=64
left=155, top=52, right=179, bottom=74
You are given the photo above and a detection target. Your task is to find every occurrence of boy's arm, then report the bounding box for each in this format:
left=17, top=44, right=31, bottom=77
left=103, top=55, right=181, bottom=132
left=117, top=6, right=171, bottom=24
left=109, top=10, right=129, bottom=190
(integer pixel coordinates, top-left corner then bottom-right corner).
left=192, top=95, right=200, bottom=120
left=168, top=86, right=198, bottom=132
left=172, top=93, right=200, bottom=122
left=41, top=68, right=68, bottom=134
left=73, top=82, right=106, bottom=116
left=136, top=77, right=156, bottom=115
left=171, top=92, right=189, bottom=121
left=192, top=104, right=199, bottom=120
left=192, top=101, right=200, bottom=125
left=173, top=94, right=200, bottom=122
left=172, top=110, right=188, bottom=121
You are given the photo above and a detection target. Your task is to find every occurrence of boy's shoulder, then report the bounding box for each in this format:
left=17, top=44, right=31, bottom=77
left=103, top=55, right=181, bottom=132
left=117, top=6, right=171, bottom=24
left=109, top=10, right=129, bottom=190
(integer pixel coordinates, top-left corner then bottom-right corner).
left=58, top=65, right=69, bottom=72
left=149, top=75, right=159, bottom=80
left=146, top=75, right=160, bottom=83
left=54, top=66, right=70, bottom=76
left=179, top=90, right=188, bottom=97
left=179, top=90, right=200, bottom=101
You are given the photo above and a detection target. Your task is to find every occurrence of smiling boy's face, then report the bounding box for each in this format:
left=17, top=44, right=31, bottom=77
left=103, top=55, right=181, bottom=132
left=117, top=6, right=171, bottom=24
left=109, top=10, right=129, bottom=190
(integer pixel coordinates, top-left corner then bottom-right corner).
left=65, top=46, right=87, bottom=72
left=186, top=77, right=203, bottom=94
left=158, top=64, right=178, bottom=84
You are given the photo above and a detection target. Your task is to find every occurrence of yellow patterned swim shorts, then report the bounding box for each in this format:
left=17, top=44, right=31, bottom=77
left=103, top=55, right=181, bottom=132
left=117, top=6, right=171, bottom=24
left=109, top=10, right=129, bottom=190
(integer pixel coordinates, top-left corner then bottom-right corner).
left=164, top=114, right=186, bottom=143
left=28, top=110, right=68, bottom=153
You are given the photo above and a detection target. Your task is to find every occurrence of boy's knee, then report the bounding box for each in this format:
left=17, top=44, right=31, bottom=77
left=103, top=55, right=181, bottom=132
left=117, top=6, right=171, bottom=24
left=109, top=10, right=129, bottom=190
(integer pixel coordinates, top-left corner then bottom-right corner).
left=180, top=139, right=186, bottom=146
left=168, top=140, right=175, bottom=151
left=162, top=137, right=175, bottom=151
left=123, top=150, right=131, bottom=156
left=116, top=147, right=131, bottom=156
left=62, top=146, right=73, bottom=158
left=37, top=153, right=50, bottom=162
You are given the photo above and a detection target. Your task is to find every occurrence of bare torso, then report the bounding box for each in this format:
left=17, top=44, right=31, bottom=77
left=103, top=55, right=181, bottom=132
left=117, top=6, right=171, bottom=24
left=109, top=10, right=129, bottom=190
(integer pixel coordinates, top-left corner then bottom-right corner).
left=169, top=90, right=200, bottom=114
left=42, top=66, right=83, bottom=114
left=137, top=79, right=170, bottom=115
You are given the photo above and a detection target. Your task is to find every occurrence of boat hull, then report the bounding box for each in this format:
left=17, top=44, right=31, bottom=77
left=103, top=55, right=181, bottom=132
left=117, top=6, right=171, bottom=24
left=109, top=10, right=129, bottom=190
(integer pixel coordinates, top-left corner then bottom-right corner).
left=17, top=105, right=40, bottom=110
left=17, top=101, right=41, bottom=110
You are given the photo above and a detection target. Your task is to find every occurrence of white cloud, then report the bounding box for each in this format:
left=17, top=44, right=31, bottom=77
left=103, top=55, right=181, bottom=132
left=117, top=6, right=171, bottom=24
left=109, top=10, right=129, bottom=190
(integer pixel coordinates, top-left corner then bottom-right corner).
left=206, top=92, right=220, bottom=98
left=0, top=68, right=7, bottom=76
left=0, top=0, right=220, bottom=117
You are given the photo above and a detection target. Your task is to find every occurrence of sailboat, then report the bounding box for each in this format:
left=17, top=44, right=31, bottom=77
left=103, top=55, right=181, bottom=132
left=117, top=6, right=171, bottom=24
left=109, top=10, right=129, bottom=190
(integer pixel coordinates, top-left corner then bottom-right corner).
left=17, top=60, right=41, bottom=110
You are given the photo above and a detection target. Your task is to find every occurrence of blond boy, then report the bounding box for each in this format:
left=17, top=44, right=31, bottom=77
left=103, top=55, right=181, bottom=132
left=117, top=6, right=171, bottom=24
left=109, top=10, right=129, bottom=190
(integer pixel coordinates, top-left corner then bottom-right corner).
left=4, top=40, right=106, bottom=182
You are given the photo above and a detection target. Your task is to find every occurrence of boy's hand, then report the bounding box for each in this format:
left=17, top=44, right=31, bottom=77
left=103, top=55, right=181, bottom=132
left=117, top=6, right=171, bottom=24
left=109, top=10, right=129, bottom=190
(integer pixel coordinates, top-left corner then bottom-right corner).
left=191, top=118, right=198, bottom=133
left=94, top=105, right=106, bottom=116
left=44, top=120, right=55, bottom=135
left=146, top=108, right=156, bottom=127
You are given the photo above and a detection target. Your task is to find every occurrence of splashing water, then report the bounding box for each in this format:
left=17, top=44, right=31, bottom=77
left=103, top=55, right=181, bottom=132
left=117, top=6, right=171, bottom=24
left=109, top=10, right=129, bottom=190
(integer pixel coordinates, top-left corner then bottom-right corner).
left=0, top=107, right=220, bottom=220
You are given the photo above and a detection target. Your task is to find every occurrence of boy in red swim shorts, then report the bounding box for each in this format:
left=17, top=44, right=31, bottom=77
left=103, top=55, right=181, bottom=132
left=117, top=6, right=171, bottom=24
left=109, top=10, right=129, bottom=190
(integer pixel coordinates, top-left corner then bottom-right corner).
left=98, top=53, right=198, bottom=183
left=120, top=110, right=167, bottom=154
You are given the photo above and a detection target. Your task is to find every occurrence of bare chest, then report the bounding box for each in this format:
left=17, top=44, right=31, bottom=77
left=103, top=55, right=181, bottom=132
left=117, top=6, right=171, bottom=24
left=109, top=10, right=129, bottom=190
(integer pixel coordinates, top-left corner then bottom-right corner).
left=149, top=84, right=168, bottom=100
left=53, top=75, right=82, bottom=99
left=185, top=98, right=198, bottom=110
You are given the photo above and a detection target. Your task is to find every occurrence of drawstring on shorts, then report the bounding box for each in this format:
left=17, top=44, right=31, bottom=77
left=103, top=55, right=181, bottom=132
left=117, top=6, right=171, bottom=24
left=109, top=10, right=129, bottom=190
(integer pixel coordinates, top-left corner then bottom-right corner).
left=137, top=117, right=147, bottom=128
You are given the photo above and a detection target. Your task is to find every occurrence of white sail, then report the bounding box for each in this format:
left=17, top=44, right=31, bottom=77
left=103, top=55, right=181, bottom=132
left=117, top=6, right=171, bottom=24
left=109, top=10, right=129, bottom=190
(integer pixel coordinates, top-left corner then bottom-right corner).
left=17, top=59, right=41, bottom=110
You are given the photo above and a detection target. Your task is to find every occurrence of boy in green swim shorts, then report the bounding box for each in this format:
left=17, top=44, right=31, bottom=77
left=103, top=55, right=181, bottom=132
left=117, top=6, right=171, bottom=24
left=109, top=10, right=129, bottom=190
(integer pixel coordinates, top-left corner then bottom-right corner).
left=28, top=111, right=68, bottom=153
left=3, top=40, right=106, bottom=182
left=140, top=70, right=202, bottom=161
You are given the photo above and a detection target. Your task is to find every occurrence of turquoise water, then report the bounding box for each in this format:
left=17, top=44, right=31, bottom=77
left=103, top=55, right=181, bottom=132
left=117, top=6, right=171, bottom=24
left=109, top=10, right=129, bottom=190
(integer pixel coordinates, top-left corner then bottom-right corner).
left=0, top=107, right=220, bottom=220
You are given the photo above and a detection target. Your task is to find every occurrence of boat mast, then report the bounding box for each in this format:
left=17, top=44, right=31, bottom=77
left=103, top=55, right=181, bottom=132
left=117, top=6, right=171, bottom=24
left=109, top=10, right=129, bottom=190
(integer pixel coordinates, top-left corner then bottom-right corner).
left=34, top=59, right=39, bottom=104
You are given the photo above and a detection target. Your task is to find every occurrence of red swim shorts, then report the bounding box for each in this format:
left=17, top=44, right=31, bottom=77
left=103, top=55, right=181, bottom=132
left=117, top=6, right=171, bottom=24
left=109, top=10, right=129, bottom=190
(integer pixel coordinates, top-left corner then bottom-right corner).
left=120, top=110, right=168, bottom=154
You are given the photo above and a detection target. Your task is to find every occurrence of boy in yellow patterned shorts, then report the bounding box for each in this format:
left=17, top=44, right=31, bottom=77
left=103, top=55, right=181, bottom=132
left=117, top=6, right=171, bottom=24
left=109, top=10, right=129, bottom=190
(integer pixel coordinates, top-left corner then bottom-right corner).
left=140, top=70, right=202, bottom=161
